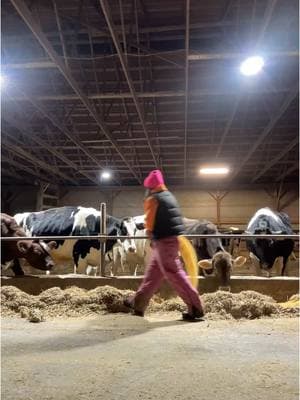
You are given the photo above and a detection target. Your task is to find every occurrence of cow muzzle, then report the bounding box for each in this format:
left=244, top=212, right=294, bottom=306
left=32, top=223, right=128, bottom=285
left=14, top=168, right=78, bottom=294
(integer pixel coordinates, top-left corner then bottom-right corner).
left=46, top=257, right=55, bottom=269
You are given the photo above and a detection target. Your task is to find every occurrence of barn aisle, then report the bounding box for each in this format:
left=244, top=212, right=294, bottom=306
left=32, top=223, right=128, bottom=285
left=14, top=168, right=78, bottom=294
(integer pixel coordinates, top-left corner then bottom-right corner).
left=1, top=315, right=299, bottom=400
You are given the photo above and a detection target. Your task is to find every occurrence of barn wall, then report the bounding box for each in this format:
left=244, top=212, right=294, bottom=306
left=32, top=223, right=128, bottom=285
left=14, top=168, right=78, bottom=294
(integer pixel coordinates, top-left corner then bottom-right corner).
left=1, top=186, right=38, bottom=215
left=2, top=185, right=298, bottom=229
left=59, top=186, right=299, bottom=229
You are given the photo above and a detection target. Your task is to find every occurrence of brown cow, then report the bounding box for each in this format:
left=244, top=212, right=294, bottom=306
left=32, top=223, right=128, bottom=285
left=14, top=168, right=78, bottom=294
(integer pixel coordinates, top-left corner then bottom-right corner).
left=1, top=213, right=56, bottom=276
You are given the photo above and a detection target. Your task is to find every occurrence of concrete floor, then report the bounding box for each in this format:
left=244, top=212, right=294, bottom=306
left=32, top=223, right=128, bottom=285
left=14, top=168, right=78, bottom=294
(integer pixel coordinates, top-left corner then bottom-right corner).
left=1, top=315, right=299, bottom=400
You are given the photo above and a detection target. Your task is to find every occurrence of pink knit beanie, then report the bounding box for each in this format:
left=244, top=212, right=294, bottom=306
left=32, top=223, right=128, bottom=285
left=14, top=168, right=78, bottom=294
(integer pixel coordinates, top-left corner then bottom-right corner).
left=143, top=170, right=165, bottom=189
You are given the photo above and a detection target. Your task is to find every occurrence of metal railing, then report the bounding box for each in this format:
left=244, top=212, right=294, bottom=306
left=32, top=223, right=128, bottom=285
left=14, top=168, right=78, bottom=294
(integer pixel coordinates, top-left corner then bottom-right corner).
left=1, top=234, right=299, bottom=241
left=1, top=200, right=299, bottom=277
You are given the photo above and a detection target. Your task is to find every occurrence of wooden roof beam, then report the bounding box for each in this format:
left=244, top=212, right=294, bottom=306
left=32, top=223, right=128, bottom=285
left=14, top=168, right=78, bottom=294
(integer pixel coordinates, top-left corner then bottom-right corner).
left=1, top=167, right=34, bottom=184
left=12, top=86, right=122, bottom=185
left=3, top=85, right=295, bottom=102
left=183, top=0, right=190, bottom=183
left=3, top=51, right=298, bottom=70
left=3, top=112, right=100, bottom=185
left=1, top=154, right=53, bottom=183
left=276, top=162, right=299, bottom=183
left=251, top=137, right=299, bottom=182
left=213, top=0, right=281, bottom=160
left=2, top=138, right=77, bottom=184
left=100, top=0, right=159, bottom=169
left=230, top=87, right=299, bottom=181
left=10, top=0, right=141, bottom=184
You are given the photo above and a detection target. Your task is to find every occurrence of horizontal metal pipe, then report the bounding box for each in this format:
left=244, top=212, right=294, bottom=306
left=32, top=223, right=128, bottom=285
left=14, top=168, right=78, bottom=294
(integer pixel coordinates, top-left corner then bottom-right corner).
left=1, top=234, right=299, bottom=241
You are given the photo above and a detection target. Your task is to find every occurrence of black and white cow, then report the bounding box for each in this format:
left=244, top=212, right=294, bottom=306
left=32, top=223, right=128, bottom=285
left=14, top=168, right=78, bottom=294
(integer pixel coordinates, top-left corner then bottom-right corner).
left=14, top=206, right=137, bottom=275
left=183, top=218, right=246, bottom=290
left=109, top=228, right=151, bottom=276
left=245, top=208, right=295, bottom=276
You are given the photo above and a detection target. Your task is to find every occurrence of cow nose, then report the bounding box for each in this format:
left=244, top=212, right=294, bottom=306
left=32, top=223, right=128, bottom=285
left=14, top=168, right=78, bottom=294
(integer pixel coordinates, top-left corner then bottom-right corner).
left=46, top=261, right=54, bottom=269
left=219, top=286, right=231, bottom=292
left=128, top=246, right=136, bottom=253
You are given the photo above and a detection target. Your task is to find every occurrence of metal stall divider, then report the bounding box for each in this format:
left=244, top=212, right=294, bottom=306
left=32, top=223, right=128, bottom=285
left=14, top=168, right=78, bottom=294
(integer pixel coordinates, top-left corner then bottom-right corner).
left=99, top=203, right=107, bottom=276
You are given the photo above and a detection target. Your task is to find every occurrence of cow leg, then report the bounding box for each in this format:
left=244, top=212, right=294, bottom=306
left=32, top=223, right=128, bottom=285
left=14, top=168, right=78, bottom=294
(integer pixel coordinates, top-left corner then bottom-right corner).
left=272, top=257, right=283, bottom=276
left=290, top=252, right=297, bottom=261
left=249, top=252, right=262, bottom=276
left=114, top=257, right=124, bottom=276
left=11, top=258, right=25, bottom=276
left=228, top=238, right=235, bottom=256
left=86, top=265, right=97, bottom=276
left=134, top=263, right=140, bottom=276
left=112, top=251, right=121, bottom=276
left=72, top=250, right=80, bottom=275
left=281, top=257, right=289, bottom=276
left=128, top=261, right=135, bottom=276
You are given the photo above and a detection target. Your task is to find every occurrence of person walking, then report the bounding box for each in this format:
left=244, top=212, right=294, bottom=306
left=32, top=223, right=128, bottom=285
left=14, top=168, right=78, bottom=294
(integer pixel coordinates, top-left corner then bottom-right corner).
left=124, top=170, right=204, bottom=321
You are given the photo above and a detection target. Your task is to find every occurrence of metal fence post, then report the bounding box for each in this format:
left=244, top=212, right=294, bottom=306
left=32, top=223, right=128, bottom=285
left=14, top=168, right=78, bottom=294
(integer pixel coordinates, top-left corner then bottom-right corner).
left=99, top=202, right=107, bottom=276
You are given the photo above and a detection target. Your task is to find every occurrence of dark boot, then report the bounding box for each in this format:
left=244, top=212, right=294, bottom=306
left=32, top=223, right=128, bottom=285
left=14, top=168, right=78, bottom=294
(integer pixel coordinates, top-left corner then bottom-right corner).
left=182, top=306, right=204, bottom=322
left=123, top=298, right=144, bottom=317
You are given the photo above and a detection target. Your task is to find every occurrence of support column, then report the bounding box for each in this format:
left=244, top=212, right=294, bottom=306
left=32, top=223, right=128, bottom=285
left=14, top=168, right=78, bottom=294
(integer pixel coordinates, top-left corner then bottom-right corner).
left=208, top=190, right=229, bottom=227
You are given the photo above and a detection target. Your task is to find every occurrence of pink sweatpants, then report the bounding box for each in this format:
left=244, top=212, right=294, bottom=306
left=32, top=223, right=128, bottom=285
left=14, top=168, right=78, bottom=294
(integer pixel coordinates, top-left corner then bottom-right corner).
left=133, top=236, right=203, bottom=314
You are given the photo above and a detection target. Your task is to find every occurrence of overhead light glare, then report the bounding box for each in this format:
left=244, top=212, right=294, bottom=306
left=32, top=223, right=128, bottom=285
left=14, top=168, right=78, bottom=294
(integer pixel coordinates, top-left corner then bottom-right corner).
left=240, top=56, right=264, bottom=76
left=0, top=74, right=7, bottom=87
left=199, top=167, right=229, bottom=175
left=101, top=171, right=111, bottom=180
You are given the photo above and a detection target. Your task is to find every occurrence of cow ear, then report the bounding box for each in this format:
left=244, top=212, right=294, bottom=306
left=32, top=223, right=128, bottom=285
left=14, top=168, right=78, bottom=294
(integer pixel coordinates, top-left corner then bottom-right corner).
left=233, top=256, right=247, bottom=267
left=17, top=240, right=30, bottom=254
left=198, top=259, right=213, bottom=270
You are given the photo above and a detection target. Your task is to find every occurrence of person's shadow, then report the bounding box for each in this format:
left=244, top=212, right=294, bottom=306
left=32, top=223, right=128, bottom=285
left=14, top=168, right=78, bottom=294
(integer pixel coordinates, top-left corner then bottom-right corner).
left=1, top=313, right=207, bottom=356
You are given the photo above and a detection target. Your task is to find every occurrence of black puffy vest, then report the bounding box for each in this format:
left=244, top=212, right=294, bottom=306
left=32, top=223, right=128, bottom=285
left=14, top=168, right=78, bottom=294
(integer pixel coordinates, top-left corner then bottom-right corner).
left=151, top=190, right=185, bottom=239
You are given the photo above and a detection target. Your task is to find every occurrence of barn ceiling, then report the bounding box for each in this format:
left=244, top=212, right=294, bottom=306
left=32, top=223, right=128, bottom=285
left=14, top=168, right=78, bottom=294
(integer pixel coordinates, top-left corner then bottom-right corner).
left=1, top=0, right=299, bottom=188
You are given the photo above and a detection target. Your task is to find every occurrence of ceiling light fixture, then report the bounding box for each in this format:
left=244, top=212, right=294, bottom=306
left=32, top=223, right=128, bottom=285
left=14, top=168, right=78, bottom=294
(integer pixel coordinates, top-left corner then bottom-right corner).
left=240, top=56, right=264, bottom=76
left=100, top=171, right=111, bottom=180
left=199, top=167, right=229, bottom=175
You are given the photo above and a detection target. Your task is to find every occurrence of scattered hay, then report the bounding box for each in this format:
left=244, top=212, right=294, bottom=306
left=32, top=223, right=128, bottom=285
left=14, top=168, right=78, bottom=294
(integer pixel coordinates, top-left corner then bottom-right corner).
left=149, top=297, right=185, bottom=313
left=203, top=290, right=279, bottom=320
left=279, top=294, right=300, bottom=309
left=28, top=309, right=45, bottom=323
left=0, top=285, right=298, bottom=321
left=38, top=287, right=67, bottom=304
left=19, top=306, right=30, bottom=319
left=1, top=285, right=135, bottom=319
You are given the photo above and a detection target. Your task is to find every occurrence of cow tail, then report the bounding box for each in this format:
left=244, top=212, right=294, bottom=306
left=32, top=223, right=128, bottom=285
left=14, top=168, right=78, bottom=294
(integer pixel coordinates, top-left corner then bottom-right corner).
left=178, top=235, right=198, bottom=288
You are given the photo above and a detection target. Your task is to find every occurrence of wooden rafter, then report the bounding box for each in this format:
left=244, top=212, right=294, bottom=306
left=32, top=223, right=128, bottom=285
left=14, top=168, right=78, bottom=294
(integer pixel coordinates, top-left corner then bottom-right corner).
left=99, top=0, right=159, bottom=169
left=10, top=0, right=142, bottom=184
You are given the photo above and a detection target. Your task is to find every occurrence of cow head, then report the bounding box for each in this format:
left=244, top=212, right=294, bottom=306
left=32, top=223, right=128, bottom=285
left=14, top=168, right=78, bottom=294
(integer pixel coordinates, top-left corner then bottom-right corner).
left=118, top=217, right=137, bottom=253
left=17, top=240, right=56, bottom=271
left=198, top=251, right=247, bottom=290
left=249, top=238, right=294, bottom=275
left=251, top=236, right=277, bottom=270
left=133, top=215, right=145, bottom=230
